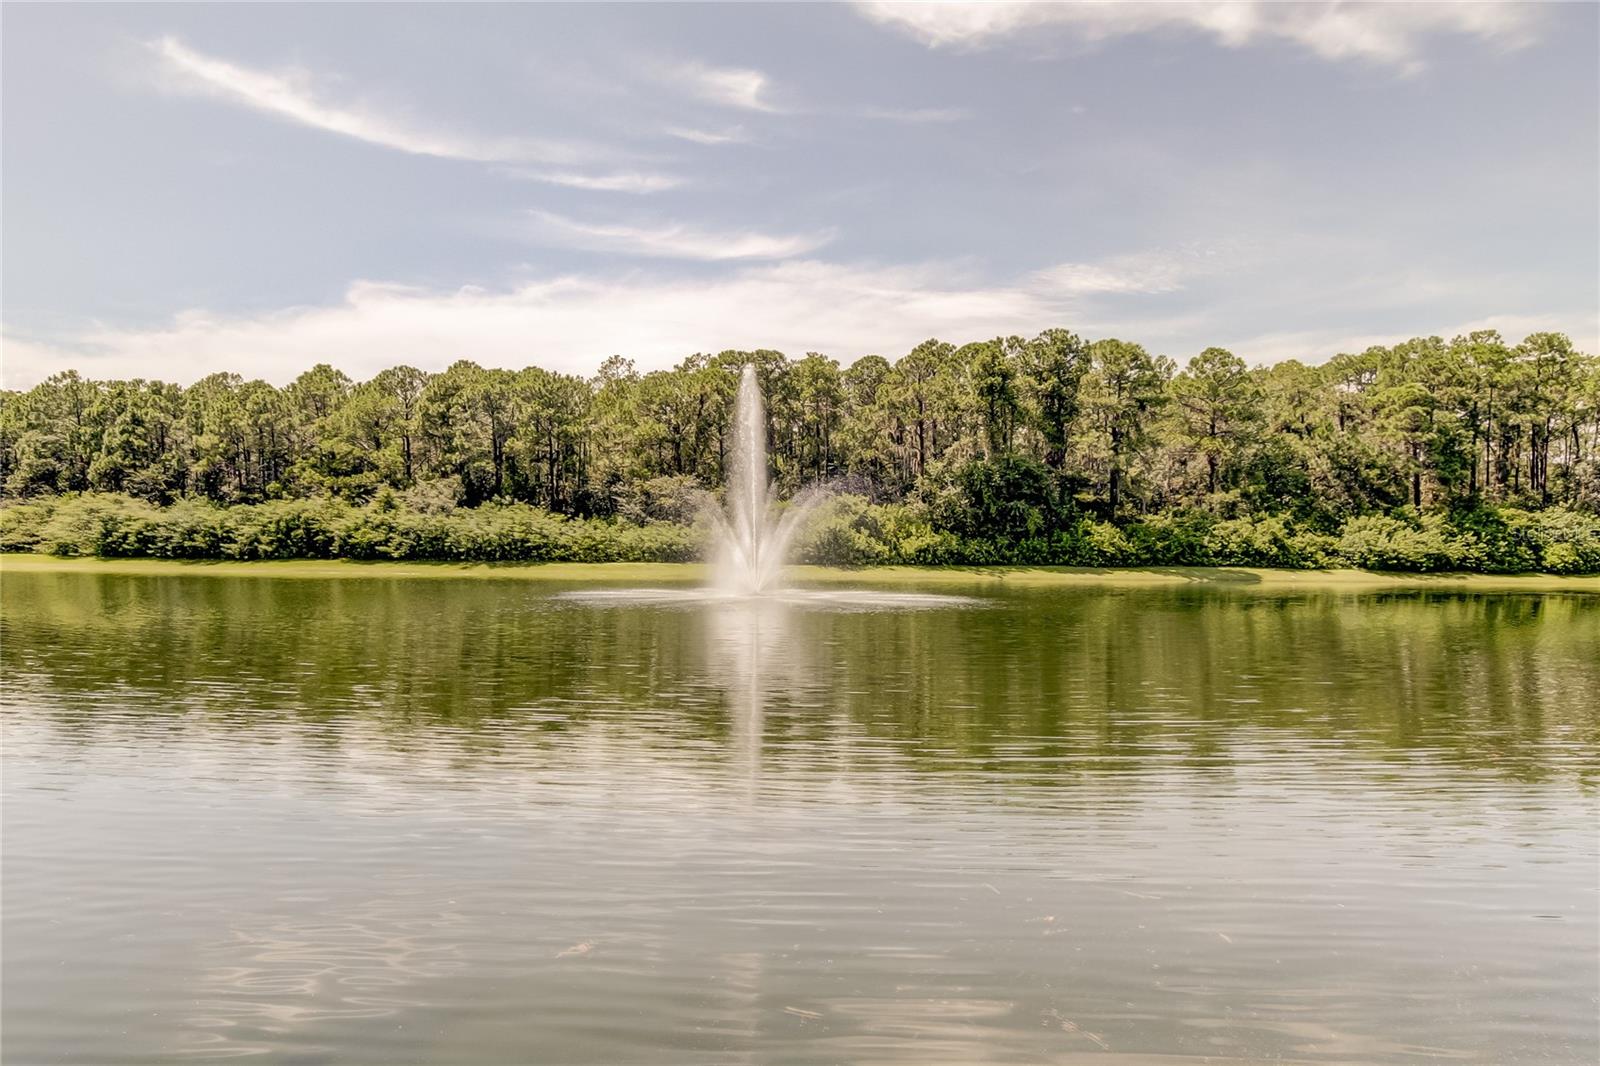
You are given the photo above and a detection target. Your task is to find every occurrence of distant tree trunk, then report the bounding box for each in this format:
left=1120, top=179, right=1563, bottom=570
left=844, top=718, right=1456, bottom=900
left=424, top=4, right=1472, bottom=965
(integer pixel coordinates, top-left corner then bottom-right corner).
left=1573, top=424, right=1584, bottom=504
left=915, top=400, right=927, bottom=478
left=1469, top=417, right=1479, bottom=498
left=1537, top=419, right=1552, bottom=504
left=1484, top=389, right=1495, bottom=500
left=1109, top=425, right=1123, bottom=518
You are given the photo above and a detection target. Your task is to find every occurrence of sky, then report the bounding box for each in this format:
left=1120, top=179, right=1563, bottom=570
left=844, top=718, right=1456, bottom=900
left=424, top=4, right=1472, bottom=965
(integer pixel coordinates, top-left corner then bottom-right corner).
left=2, top=1, right=1596, bottom=387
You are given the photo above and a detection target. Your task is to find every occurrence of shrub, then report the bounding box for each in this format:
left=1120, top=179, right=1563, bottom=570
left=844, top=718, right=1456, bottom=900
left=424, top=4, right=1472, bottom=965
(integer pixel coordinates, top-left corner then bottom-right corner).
left=132, top=499, right=232, bottom=558
left=927, top=456, right=1069, bottom=542
left=0, top=499, right=57, bottom=552
left=1444, top=507, right=1539, bottom=573
left=0, top=493, right=703, bottom=565
left=1123, top=513, right=1213, bottom=566
left=612, top=475, right=708, bottom=525
left=1286, top=529, right=1338, bottom=568
left=35, top=494, right=159, bottom=556
left=1205, top=515, right=1314, bottom=568
left=401, top=477, right=463, bottom=514
left=1522, top=507, right=1600, bottom=574
left=895, top=528, right=966, bottom=566
left=793, top=495, right=893, bottom=567
left=1083, top=521, right=1135, bottom=566
left=1, top=492, right=1593, bottom=574
left=1334, top=513, right=1465, bottom=572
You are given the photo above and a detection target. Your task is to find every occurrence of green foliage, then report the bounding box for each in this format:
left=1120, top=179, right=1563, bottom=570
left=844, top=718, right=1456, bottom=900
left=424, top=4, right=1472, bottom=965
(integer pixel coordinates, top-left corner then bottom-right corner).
left=0, top=498, right=55, bottom=552
left=1335, top=513, right=1469, bottom=572
left=1515, top=507, right=1600, bottom=575
left=3, top=326, right=1595, bottom=573
left=1082, top=521, right=1136, bottom=566
left=1204, top=515, right=1331, bottom=568
left=928, top=455, right=1067, bottom=542
left=793, top=495, right=893, bottom=567
left=1, top=494, right=699, bottom=564
left=1170, top=347, right=1261, bottom=497
left=5, top=492, right=1593, bottom=573
left=611, top=475, right=707, bottom=525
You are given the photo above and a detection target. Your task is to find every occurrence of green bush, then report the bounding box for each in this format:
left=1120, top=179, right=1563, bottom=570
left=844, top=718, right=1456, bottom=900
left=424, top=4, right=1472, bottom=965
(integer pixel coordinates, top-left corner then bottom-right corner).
left=1442, top=507, right=1538, bottom=573
left=1122, top=513, right=1213, bottom=566
left=2, top=493, right=1593, bottom=574
left=1204, top=514, right=1331, bottom=568
left=0, top=499, right=57, bottom=552
left=0, top=493, right=702, bottom=564
left=1083, top=521, right=1135, bottom=566
left=1334, top=513, right=1465, bottom=572
left=793, top=495, right=893, bottom=567
left=611, top=475, right=708, bottom=525
left=36, top=494, right=161, bottom=557
left=1521, top=508, right=1600, bottom=574
left=928, top=456, right=1069, bottom=542
left=1286, top=529, right=1338, bottom=568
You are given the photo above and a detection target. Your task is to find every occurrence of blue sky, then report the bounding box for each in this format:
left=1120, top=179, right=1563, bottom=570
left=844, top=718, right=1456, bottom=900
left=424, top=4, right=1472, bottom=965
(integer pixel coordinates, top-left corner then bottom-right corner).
left=3, top=1, right=1596, bottom=386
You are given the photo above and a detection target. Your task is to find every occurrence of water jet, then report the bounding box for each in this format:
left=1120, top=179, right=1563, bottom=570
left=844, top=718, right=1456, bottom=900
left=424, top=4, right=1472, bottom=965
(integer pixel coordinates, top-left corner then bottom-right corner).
left=561, top=362, right=969, bottom=611
left=705, top=364, right=821, bottom=595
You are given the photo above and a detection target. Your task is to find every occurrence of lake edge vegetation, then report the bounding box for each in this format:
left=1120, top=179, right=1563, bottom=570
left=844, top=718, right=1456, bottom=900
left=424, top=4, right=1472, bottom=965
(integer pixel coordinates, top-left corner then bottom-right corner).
left=4, top=329, right=1597, bottom=574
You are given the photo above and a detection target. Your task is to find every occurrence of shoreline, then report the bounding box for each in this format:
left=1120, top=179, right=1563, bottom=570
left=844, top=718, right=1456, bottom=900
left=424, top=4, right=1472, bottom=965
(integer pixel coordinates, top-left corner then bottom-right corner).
left=3, top=553, right=1596, bottom=592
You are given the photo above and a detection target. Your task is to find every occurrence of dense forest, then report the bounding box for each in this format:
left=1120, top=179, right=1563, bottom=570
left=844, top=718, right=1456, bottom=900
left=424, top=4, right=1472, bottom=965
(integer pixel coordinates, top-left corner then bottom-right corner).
left=3, top=328, right=1598, bottom=572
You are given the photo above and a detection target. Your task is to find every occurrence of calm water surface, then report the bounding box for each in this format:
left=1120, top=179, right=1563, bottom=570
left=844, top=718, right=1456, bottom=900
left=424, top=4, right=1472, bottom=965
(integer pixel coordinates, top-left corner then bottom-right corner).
left=3, top=570, right=1597, bottom=1064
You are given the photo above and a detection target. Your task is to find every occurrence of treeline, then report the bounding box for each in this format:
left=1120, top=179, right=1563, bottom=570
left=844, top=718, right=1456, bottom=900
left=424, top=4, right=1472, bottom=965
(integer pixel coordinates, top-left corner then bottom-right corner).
left=3, top=328, right=1598, bottom=571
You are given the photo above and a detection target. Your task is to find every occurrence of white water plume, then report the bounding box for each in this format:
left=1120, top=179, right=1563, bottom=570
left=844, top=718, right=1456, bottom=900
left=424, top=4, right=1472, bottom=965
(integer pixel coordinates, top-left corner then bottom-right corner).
left=705, top=364, right=823, bottom=594
left=560, top=361, right=973, bottom=610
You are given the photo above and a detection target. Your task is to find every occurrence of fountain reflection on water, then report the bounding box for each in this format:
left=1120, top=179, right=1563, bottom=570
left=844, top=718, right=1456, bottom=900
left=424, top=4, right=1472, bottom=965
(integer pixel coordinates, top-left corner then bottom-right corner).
left=561, top=363, right=972, bottom=611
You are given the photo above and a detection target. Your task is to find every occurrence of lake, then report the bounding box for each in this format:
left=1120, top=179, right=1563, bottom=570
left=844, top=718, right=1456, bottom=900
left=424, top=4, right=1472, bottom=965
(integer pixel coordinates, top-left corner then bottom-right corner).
left=3, top=567, right=1597, bottom=1064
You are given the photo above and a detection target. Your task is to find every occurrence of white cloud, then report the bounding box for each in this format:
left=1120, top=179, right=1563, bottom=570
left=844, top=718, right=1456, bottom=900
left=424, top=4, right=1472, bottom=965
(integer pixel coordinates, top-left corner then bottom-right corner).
left=0, top=262, right=1061, bottom=386
left=658, top=59, right=967, bottom=125
left=667, top=61, right=781, bottom=112
left=665, top=125, right=748, bottom=145
left=500, top=169, right=686, bottom=193
left=1229, top=313, right=1600, bottom=366
left=1036, top=253, right=1189, bottom=295
left=853, top=1, right=1541, bottom=71
left=153, top=36, right=595, bottom=164
left=6, top=246, right=1588, bottom=389
left=526, top=211, right=836, bottom=261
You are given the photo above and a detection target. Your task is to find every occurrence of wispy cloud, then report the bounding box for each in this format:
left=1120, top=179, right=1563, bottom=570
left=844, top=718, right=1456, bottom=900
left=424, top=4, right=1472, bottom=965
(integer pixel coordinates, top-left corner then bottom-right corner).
left=853, top=1, right=1542, bottom=71
left=527, top=211, right=834, bottom=261
left=1037, top=253, right=1190, bottom=295
left=2, top=262, right=1044, bottom=385
left=152, top=36, right=596, bottom=164
left=1034, top=243, right=1249, bottom=296
left=658, top=57, right=968, bottom=126
left=1227, top=312, right=1597, bottom=366
left=500, top=169, right=686, bottom=193
left=664, top=125, right=748, bottom=146
left=7, top=259, right=1592, bottom=389
left=666, top=61, right=782, bottom=112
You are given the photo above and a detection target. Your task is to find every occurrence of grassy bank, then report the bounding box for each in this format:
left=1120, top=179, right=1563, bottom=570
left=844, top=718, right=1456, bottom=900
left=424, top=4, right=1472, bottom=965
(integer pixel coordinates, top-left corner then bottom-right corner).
left=6, top=553, right=1596, bottom=593
left=0, top=553, right=706, bottom=583
left=789, top=564, right=1600, bottom=593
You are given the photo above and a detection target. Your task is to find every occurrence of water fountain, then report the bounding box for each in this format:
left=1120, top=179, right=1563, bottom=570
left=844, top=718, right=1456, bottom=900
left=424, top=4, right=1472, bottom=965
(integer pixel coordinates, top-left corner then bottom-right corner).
left=706, top=365, right=820, bottom=596
left=561, top=361, right=970, bottom=610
